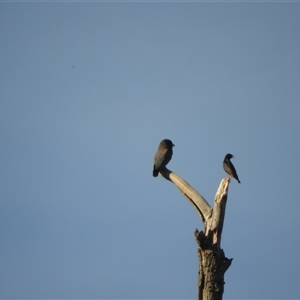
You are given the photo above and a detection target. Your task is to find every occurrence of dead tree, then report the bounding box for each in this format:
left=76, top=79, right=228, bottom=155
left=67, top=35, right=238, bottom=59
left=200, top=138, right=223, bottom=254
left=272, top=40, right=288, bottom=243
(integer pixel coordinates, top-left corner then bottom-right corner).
left=159, top=167, right=233, bottom=300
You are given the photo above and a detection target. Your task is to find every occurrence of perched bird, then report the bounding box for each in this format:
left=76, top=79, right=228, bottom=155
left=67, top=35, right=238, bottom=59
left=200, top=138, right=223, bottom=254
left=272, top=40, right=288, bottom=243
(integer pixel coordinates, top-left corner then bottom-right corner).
left=153, top=139, right=175, bottom=177
left=223, top=153, right=241, bottom=183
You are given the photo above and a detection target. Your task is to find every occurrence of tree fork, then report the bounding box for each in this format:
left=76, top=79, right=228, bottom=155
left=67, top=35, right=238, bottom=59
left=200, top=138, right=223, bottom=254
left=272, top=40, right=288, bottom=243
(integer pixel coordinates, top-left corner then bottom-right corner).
left=159, top=168, right=233, bottom=300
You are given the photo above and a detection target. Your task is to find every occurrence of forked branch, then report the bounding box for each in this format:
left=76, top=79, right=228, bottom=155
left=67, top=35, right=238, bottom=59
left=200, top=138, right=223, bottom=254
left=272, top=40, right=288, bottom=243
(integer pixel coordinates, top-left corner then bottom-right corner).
left=158, top=167, right=232, bottom=300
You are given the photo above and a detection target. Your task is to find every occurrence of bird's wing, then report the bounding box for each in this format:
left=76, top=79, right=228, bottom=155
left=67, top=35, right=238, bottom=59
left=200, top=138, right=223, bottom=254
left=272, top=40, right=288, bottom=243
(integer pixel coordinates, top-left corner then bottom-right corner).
left=154, top=148, right=168, bottom=169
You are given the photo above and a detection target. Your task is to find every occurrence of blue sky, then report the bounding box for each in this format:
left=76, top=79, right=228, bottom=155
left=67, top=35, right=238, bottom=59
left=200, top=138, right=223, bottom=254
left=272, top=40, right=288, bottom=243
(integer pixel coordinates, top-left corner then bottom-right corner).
left=1, top=2, right=300, bottom=299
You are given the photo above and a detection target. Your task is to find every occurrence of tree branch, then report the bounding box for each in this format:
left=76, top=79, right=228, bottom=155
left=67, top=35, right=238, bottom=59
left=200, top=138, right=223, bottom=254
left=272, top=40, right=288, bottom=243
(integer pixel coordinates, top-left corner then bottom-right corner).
left=159, top=167, right=212, bottom=225
left=205, top=178, right=229, bottom=247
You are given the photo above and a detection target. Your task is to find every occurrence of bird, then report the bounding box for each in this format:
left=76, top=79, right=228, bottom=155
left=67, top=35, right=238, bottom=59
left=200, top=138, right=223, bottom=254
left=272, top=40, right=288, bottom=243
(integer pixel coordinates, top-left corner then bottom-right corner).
left=223, top=153, right=241, bottom=183
left=153, top=139, right=175, bottom=177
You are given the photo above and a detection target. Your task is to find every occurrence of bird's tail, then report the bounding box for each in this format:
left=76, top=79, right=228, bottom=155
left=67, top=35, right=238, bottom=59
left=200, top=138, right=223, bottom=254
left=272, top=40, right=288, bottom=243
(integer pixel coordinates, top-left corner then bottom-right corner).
left=153, top=168, right=159, bottom=177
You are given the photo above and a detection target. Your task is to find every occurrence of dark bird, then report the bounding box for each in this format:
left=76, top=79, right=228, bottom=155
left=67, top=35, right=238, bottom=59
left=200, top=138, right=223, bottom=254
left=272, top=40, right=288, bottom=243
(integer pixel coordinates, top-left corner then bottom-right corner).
left=223, top=153, right=241, bottom=183
left=153, top=139, right=175, bottom=177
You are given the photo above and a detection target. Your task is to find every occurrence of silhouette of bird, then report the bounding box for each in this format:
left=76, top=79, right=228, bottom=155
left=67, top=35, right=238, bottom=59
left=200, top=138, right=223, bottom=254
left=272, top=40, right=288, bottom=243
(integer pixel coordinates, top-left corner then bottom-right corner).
left=223, top=153, right=241, bottom=183
left=153, top=139, right=175, bottom=177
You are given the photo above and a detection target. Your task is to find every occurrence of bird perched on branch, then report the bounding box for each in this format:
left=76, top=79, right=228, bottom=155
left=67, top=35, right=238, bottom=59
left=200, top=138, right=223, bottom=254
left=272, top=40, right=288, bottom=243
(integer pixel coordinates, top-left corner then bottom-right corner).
left=153, top=139, right=175, bottom=177
left=223, top=153, right=241, bottom=183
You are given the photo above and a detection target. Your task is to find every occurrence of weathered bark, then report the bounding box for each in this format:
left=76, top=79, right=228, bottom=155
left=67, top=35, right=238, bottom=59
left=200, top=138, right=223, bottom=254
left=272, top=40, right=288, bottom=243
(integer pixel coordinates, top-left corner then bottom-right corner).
left=195, top=230, right=232, bottom=300
left=159, top=168, right=233, bottom=300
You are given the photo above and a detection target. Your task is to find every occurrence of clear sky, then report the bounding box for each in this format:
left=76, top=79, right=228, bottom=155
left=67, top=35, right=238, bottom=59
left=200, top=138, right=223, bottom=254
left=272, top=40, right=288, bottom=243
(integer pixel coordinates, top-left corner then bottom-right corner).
left=1, top=2, right=300, bottom=299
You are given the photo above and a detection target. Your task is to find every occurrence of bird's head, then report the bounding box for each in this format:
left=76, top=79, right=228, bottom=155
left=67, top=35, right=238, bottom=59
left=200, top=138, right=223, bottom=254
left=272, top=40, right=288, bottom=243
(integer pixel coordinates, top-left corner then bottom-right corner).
left=225, top=153, right=234, bottom=160
left=162, top=139, right=175, bottom=148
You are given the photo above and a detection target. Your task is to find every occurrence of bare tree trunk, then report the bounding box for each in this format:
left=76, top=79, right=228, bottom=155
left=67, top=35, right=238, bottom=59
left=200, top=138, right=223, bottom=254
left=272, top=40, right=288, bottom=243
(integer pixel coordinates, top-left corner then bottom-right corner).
left=159, top=168, right=232, bottom=300
left=195, top=230, right=232, bottom=300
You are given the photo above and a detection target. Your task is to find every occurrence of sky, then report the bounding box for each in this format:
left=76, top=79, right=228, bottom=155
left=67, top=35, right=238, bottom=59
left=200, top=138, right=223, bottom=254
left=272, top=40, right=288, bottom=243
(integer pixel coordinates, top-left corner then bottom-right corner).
left=1, top=2, right=300, bottom=299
